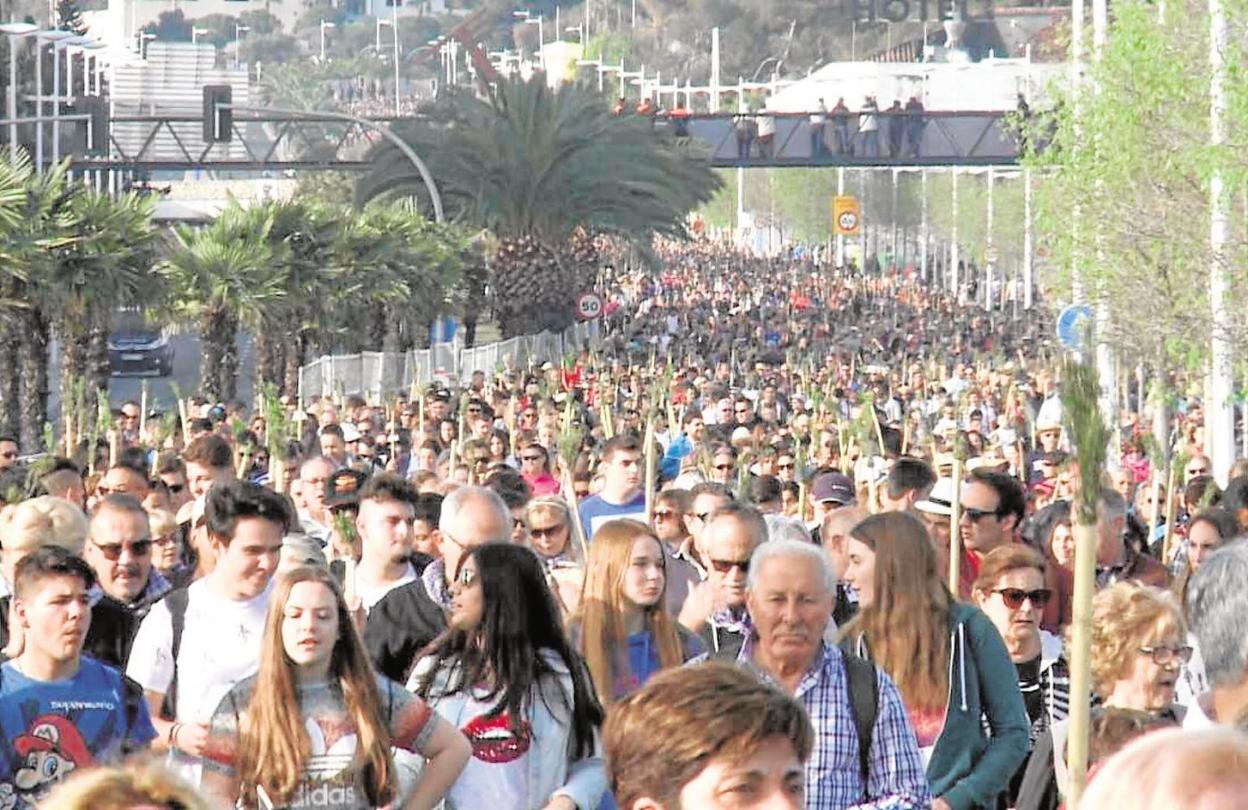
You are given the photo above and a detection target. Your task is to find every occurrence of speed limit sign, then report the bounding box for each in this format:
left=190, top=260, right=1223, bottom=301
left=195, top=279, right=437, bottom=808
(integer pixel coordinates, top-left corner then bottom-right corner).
left=576, top=292, right=603, bottom=321
left=832, top=195, right=861, bottom=235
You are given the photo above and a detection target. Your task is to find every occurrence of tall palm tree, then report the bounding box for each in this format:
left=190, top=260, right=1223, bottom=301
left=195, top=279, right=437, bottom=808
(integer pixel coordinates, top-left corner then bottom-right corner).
left=357, top=75, right=719, bottom=338
left=41, top=188, right=159, bottom=442
left=0, top=155, right=37, bottom=438
left=163, top=204, right=282, bottom=402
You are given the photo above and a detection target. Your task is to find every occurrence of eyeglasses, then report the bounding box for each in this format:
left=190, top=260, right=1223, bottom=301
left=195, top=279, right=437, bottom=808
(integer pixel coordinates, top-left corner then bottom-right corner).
left=777, top=462, right=794, bottom=470
left=520, top=454, right=543, bottom=462
left=709, top=558, right=750, bottom=574
left=91, top=538, right=153, bottom=560
left=714, top=463, right=734, bottom=471
left=512, top=517, right=527, bottom=531
left=165, top=483, right=185, bottom=494
left=993, top=588, right=1052, bottom=609
left=961, top=506, right=1000, bottom=522
left=1138, top=644, right=1193, bottom=666
left=530, top=524, right=565, bottom=539
left=152, top=534, right=178, bottom=546
left=653, top=510, right=678, bottom=521
left=457, top=566, right=478, bottom=588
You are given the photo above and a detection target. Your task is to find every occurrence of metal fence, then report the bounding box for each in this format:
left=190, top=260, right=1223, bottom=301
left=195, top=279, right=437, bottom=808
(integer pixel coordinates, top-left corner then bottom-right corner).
left=297, top=321, right=602, bottom=402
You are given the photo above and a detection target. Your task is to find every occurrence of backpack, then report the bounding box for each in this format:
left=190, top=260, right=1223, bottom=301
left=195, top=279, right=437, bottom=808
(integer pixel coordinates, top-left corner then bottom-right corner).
left=158, top=588, right=190, bottom=721
left=712, top=644, right=878, bottom=784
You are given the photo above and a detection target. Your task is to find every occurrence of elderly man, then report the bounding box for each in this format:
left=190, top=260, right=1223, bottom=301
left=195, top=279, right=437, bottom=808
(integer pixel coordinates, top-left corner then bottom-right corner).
left=364, top=485, right=511, bottom=682
left=679, top=503, right=767, bottom=658
left=1094, top=487, right=1168, bottom=589
left=296, top=456, right=333, bottom=544
left=85, top=494, right=170, bottom=616
left=1185, top=542, right=1248, bottom=728
left=735, top=539, right=931, bottom=808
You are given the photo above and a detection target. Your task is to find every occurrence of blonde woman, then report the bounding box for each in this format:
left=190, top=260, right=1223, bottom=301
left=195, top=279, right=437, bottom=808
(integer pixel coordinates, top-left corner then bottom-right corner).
left=526, top=496, right=584, bottom=618
left=201, top=566, right=469, bottom=809
left=574, top=519, right=703, bottom=705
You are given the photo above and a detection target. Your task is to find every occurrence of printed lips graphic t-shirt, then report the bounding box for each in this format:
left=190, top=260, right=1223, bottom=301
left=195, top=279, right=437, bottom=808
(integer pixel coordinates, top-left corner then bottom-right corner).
left=0, top=657, right=157, bottom=810
left=203, top=673, right=437, bottom=810
left=437, top=691, right=532, bottom=808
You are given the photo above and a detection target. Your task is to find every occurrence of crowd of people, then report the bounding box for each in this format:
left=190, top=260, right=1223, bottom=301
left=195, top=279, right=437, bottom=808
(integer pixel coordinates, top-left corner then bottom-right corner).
left=0, top=238, right=1245, bottom=809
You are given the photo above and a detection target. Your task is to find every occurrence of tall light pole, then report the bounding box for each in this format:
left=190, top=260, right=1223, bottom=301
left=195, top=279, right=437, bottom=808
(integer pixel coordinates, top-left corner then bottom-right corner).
left=319, top=20, right=335, bottom=63
left=378, top=16, right=399, bottom=115
left=51, top=36, right=90, bottom=167
left=35, top=30, right=73, bottom=172
left=0, top=23, right=37, bottom=162
left=1209, top=0, right=1233, bottom=484
left=514, top=11, right=543, bottom=72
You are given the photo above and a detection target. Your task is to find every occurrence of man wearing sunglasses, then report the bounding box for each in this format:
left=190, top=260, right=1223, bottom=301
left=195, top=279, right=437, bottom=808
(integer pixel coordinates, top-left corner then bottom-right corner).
left=85, top=495, right=170, bottom=618
left=678, top=504, right=766, bottom=659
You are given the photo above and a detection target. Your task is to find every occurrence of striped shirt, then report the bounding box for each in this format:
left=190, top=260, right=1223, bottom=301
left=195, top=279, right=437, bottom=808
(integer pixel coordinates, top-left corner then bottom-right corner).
left=737, top=638, right=932, bottom=810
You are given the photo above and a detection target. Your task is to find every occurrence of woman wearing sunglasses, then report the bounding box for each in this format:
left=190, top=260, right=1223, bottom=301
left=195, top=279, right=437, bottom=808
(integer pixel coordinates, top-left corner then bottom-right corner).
left=574, top=519, right=704, bottom=707
left=201, top=566, right=470, bottom=810
left=525, top=496, right=584, bottom=619
left=971, top=545, right=1070, bottom=805
left=518, top=442, right=563, bottom=497
left=1015, top=582, right=1189, bottom=810
left=841, top=511, right=1029, bottom=810
left=409, top=543, right=606, bottom=810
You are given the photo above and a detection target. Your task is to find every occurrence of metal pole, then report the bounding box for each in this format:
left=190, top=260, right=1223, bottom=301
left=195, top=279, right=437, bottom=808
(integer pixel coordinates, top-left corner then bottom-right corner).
left=951, top=167, right=959, bottom=297
left=52, top=43, right=61, bottom=166
left=837, top=166, right=845, bottom=267
left=392, top=5, right=400, bottom=116
left=710, top=27, right=719, bottom=112
left=7, top=39, right=16, bottom=162
left=35, top=38, right=42, bottom=170
left=1024, top=168, right=1034, bottom=309
left=921, top=168, right=929, bottom=285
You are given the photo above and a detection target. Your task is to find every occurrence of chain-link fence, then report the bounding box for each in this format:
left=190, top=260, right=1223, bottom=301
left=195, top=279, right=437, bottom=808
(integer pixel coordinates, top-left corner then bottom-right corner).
left=297, top=321, right=602, bottom=403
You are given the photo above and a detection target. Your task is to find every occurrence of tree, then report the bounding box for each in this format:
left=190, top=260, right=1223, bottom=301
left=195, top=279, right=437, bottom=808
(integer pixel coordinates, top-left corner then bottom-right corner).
left=358, top=75, right=720, bottom=337
left=142, top=9, right=193, bottom=42
left=54, top=0, right=86, bottom=34
left=162, top=205, right=282, bottom=402
left=0, top=155, right=38, bottom=438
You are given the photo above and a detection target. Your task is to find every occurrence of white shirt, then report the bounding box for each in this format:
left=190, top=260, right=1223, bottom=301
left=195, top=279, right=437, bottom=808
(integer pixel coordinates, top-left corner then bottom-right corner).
left=354, top=562, right=417, bottom=614
left=126, top=577, right=274, bottom=783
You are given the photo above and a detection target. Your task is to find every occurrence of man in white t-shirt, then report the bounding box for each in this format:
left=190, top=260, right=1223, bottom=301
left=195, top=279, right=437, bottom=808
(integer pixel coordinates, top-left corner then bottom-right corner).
left=351, top=473, right=420, bottom=613
left=126, top=480, right=289, bottom=785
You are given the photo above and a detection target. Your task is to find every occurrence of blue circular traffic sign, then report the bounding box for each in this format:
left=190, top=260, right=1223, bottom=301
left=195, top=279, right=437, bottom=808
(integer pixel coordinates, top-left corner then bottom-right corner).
left=1056, top=304, right=1093, bottom=351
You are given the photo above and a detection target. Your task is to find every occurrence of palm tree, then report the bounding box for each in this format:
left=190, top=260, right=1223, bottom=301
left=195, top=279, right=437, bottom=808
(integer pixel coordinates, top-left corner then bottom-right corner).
left=357, top=74, right=719, bottom=337
left=162, top=204, right=282, bottom=402
left=0, top=155, right=37, bottom=438
left=41, top=188, right=159, bottom=443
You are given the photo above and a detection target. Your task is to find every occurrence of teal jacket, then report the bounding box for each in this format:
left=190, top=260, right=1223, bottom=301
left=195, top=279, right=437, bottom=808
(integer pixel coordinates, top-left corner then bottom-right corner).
left=845, top=602, right=1029, bottom=809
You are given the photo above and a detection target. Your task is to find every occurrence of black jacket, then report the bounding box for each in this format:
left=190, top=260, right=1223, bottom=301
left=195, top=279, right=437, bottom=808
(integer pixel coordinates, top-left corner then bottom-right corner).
left=363, top=578, right=447, bottom=683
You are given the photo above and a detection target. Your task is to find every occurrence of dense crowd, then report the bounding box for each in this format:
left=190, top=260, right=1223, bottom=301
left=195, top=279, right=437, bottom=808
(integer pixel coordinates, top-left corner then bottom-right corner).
left=0, top=239, right=1245, bottom=810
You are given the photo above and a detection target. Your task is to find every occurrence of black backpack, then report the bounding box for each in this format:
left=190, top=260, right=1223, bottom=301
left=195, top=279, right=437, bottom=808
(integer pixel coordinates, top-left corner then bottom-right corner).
left=158, top=588, right=190, bottom=721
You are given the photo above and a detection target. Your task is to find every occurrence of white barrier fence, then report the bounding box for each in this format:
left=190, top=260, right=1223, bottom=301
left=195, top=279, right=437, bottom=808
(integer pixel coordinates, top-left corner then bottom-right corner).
left=297, top=321, right=602, bottom=402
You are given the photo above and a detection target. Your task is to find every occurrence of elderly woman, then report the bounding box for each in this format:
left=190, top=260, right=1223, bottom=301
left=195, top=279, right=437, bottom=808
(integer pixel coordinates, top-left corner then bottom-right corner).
left=525, top=495, right=584, bottom=618
left=1015, top=582, right=1188, bottom=810
left=971, top=545, right=1070, bottom=805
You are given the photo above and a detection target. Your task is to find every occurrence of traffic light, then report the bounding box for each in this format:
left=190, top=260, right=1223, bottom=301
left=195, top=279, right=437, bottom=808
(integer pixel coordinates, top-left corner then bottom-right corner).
left=202, top=85, right=233, bottom=143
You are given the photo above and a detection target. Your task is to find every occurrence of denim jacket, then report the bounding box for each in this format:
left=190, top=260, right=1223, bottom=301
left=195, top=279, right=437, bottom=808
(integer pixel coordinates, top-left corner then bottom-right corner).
left=409, top=649, right=607, bottom=809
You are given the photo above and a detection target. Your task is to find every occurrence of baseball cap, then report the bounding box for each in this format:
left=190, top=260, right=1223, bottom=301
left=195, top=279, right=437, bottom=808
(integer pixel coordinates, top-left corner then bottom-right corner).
left=915, top=478, right=955, bottom=517
left=341, top=423, right=361, bottom=443
left=811, top=471, right=855, bottom=505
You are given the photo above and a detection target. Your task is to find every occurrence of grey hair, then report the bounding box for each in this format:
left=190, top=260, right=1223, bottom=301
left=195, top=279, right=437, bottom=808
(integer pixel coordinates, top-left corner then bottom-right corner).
left=1097, top=487, right=1127, bottom=521
left=439, top=484, right=511, bottom=542
left=1187, top=539, right=1248, bottom=688
left=747, top=538, right=836, bottom=595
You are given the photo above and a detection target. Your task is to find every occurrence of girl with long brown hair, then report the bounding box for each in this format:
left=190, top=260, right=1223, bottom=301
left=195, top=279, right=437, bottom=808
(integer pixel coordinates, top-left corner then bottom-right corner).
left=840, top=510, right=1029, bottom=810
left=574, top=519, right=703, bottom=705
left=200, top=566, right=470, bottom=809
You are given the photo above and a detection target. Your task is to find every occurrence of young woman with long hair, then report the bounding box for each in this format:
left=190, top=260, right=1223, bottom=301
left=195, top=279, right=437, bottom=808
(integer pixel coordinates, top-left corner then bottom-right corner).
left=201, top=566, right=470, bottom=810
left=574, top=519, right=703, bottom=706
left=840, top=511, right=1029, bottom=810
left=408, top=543, right=606, bottom=809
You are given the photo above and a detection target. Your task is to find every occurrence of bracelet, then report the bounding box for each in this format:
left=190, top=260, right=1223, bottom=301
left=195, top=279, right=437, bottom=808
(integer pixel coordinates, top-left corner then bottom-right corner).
left=168, top=722, right=181, bottom=750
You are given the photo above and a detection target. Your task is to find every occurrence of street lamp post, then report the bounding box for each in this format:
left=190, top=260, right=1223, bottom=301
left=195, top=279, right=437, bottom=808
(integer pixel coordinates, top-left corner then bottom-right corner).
left=52, top=36, right=91, bottom=166
left=0, top=23, right=37, bottom=162
left=319, top=20, right=335, bottom=63
left=191, top=26, right=208, bottom=44
left=377, top=16, right=399, bottom=115
left=35, top=30, right=73, bottom=171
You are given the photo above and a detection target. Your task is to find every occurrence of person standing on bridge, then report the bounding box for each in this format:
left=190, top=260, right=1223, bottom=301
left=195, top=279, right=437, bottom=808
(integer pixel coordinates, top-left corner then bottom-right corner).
left=809, top=98, right=828, bottom=158
left=831, top=97, right=853, bottom=156
left=859, top=96, right=881, bottom=158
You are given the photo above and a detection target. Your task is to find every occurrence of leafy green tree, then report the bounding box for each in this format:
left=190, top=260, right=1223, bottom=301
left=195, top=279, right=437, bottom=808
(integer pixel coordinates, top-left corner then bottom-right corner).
left=0, top=155, right=38, bottom=438
left=54, top=0, right=86, bottom=34
left=142, top=10, right=192, bottom=42
left=358, top=75, right=720, bottom=337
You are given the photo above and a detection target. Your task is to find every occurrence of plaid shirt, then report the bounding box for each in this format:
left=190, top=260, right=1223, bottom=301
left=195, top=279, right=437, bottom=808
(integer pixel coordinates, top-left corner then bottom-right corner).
left=737, top=638, right=932, bottom=810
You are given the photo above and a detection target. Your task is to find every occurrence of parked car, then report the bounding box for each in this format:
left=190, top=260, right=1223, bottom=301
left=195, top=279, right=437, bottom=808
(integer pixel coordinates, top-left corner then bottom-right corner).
left=108, top=310, right=173, bottom=377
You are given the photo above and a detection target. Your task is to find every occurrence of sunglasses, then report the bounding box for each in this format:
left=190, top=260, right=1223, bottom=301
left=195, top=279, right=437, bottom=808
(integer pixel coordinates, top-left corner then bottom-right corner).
left=962, top=506, right=1000, bottom=522
left=777, top=462, right=794, bottom=470
left=714, top=463, right=734, bottom=471
left=1137, top=644, right=1194, bottom=666
left=992, top=588, right=1051, bottom=609
left=457, top=566, right=478, bottom=587
left=652, top=510, right=678, bottom=521
left=91, top=539, right=153, bottom=560
left=530, top=524, right=565, bottom=539
left=520, top=454, right=543, bottom=462
left=709, top=557, right=750, bottom=574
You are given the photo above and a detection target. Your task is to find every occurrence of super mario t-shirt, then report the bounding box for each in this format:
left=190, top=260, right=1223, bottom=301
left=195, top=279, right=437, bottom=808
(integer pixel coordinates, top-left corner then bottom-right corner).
left=0, top=657, right=156, bottom=809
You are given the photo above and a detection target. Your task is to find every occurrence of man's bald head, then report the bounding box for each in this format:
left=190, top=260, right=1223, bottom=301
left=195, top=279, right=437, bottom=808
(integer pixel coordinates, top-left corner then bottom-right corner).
left=98, top=465, right=150, bottom=500
left=436, top=486, right=511, bottom=582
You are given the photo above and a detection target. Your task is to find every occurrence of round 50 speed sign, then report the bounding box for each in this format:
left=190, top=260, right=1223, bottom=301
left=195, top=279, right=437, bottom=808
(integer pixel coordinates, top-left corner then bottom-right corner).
left=576, top=292, right=603, bottom=320
left=837, top=210, right=858, bottom=232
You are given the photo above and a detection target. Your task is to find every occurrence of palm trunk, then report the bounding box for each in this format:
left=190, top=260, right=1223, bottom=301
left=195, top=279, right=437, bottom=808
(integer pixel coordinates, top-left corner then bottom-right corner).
left=86, top=318, right=112, bottom=411
left=200, top=310, right=228, bottom=402
left=219, top=312, right=240, bottom=403
left=58, top=318, right=91, bottom=449
left=282, top=328, right=306, bottom=401
left=19, top=307, right=50, bottom=453
left=0, top=320, right=20, bottom=438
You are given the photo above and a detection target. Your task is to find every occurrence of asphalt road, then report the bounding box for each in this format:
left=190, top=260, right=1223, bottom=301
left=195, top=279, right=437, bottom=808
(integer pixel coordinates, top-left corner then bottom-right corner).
left=47, top=331, right=256, bottom=421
